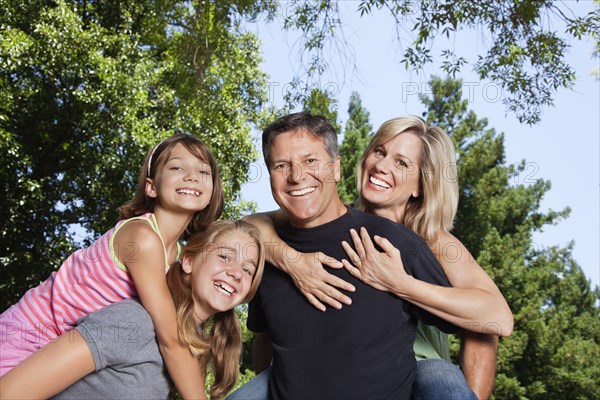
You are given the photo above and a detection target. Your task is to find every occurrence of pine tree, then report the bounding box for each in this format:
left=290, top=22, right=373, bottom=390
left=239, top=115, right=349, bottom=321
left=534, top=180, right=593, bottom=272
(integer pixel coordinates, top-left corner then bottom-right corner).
left=338, top=92, right=372, bottom=204
left=302, top=87, right=341, bottom=133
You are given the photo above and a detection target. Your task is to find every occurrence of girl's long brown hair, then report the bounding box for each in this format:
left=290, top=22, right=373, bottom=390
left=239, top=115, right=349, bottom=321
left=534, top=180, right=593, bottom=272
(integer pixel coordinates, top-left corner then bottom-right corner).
left=118, top=134, right=224, bottom=238
left=166, top=220, right=265, bottom=399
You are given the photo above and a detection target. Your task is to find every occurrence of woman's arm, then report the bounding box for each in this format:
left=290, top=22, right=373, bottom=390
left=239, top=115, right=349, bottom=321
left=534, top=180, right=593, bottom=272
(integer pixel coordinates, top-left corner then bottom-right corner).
left=342, top=228, right=513, bottom=336
left=243, top=211, right=354, bottom=311
left=116, top=223, right=206, bottom=400
left=0, top=330, right=95, bottom=399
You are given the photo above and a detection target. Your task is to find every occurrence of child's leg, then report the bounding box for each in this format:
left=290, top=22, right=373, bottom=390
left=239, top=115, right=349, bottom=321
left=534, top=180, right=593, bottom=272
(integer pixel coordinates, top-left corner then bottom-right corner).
left=0, top=304, right=49, bottom=376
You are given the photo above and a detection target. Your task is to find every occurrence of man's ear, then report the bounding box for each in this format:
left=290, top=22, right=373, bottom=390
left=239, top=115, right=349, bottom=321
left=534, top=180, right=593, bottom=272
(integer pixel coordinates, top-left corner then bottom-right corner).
left=145, top=178, right=157, bottom=198
left=333, top=156, right=341, bottom=182
left=181, top=255, right=193, bottom=274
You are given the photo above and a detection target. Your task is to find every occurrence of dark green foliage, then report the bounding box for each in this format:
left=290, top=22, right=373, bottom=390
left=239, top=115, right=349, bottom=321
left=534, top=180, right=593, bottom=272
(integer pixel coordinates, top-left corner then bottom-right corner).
left=337, top=92, right=372, bottom=204
left=0, top=0, right=271, bottom=310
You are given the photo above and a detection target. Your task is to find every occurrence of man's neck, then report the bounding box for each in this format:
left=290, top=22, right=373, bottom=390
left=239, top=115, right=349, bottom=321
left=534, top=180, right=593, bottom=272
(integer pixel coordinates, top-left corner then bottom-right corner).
left=290, top=197, right=348, bottom=229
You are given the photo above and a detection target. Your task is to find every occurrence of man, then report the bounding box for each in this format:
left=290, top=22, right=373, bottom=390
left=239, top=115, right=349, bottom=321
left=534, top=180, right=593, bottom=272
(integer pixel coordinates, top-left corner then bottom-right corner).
left=244, top=111, right=459, bottom=399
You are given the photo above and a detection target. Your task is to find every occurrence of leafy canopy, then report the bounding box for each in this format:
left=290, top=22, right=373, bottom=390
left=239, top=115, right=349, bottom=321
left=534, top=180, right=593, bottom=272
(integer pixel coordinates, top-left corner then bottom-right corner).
left=272, top=0, right=599, bottom=124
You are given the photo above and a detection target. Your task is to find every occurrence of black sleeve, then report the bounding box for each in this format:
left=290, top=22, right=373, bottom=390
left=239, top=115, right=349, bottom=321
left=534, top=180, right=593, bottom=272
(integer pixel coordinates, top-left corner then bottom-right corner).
left=247, top=288, right=268, bottom=333
left=396, top=237, right=460, bottom=334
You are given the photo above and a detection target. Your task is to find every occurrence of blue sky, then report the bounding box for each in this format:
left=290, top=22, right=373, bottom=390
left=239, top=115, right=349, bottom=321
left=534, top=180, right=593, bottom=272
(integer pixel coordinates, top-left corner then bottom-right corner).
left=241, top=2, right=599, bottom=289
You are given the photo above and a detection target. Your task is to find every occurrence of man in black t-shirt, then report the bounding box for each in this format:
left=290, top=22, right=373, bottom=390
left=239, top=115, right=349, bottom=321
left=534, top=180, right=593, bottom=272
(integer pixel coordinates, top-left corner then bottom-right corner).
left=247, top=111, right=458, bottom=399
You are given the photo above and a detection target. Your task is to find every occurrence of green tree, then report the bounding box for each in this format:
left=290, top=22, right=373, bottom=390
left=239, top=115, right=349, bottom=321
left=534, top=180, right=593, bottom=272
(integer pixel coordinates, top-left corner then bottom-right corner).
left=301, top=87, right=341, bottom=133
left=273, top=0, right=599, bottom=124
left=0, top=0, right=272, bottom=310
left=420, top=76, right=600, bottom=399
left=337, top=92, right=372, bottom=204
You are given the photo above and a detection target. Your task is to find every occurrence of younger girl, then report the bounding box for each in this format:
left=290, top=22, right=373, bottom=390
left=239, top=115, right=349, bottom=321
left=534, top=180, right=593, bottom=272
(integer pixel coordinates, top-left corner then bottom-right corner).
left=0, top=134, right=224, bottom=398
left=0, top=220, right=266, bottom=400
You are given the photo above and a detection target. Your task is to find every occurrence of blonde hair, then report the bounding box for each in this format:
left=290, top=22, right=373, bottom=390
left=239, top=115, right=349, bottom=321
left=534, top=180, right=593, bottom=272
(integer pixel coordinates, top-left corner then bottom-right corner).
left=118, top=134, right=224, bottom=238
left=356, top=116, right=458, bottom=243
left=166, top=220, right=265, bottom=399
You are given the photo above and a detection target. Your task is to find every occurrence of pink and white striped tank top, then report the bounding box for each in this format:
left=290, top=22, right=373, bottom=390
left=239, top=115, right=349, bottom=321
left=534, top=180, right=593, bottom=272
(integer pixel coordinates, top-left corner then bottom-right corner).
left=16, top=213, right=174, bottom=341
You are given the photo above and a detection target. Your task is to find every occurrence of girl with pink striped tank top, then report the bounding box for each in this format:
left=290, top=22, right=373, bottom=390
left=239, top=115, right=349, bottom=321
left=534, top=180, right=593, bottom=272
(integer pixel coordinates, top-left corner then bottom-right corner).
left=0, top=134, right=225, bottom=399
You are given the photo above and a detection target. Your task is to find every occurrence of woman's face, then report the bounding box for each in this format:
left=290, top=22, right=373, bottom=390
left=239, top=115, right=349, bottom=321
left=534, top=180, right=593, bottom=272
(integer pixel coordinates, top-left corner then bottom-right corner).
left=183, top=230, right=259, bottom=322
left=361, top=131, right=422, bottom=222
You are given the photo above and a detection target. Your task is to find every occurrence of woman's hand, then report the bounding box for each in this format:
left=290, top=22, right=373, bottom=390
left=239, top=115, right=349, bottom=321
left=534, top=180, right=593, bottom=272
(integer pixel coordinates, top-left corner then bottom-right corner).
left=341, top=227, right=412, bottom=293
left=284, top=251, right=355, bottom=312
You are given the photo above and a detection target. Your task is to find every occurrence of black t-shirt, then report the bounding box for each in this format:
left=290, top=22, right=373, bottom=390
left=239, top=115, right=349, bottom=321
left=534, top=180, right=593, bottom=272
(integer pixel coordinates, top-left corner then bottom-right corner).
left=248, top=208, right=458, bottom=400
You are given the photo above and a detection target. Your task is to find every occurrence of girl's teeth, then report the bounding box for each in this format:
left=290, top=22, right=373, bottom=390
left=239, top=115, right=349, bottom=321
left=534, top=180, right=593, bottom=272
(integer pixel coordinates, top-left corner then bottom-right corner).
left=214, top=281, right=234, bottom=295
left=177, top=189, right=199, bottom=196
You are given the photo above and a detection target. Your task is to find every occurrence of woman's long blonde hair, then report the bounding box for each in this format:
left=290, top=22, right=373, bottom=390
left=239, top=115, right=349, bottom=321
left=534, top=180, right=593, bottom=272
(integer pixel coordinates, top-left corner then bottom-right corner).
left=356, top=116, right=459, bottom=243
left=166, top=220, right=265, bottom=399
left=118, top=134, right=224, bottom=238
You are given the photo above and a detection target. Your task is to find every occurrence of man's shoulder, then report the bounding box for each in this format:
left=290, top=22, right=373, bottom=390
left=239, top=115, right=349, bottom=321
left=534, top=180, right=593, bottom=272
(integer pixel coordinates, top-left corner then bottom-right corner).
left=349, top=208, right=423, bottom=242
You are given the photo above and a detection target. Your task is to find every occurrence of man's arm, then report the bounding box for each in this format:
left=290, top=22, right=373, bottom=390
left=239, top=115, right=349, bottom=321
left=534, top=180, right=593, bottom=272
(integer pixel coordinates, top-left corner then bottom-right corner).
left=252, top=332, right=273, bottom=373
left=243, top=212, right=353, bottom=311
left=460, top=332, right=499, bottom=400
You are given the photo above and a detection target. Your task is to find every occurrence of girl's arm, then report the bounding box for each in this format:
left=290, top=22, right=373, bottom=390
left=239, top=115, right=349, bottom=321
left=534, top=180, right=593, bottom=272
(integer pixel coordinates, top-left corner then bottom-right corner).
left=342, top=228, right=513, bottom=337
left=243, top=211, right=354, bottom=311
left=0, top=330, right=95, bottom=399
left=116, top=222, right=206, bottom=400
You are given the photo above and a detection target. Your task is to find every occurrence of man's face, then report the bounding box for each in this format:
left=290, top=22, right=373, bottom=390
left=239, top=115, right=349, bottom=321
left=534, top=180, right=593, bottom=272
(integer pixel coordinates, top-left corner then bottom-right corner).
left=268, top=129, right=342, bottom=228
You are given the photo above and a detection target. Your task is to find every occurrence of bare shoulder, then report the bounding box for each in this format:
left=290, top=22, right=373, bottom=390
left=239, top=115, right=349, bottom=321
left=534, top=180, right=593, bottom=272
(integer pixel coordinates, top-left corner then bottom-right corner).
left=113, top=219, right=163, bottom=256
left=428, top=230, right=478, bottom=270
left=428, top=230, right=467, bottom=254
left=433, top=230, right=464, bottom=247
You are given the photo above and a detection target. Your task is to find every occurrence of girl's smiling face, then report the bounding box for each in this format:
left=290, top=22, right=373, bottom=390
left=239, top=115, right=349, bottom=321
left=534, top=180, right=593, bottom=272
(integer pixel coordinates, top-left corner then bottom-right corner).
left=145, top=143, right=214, bottom=214
left=182, top=229, right=259, bottom=322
